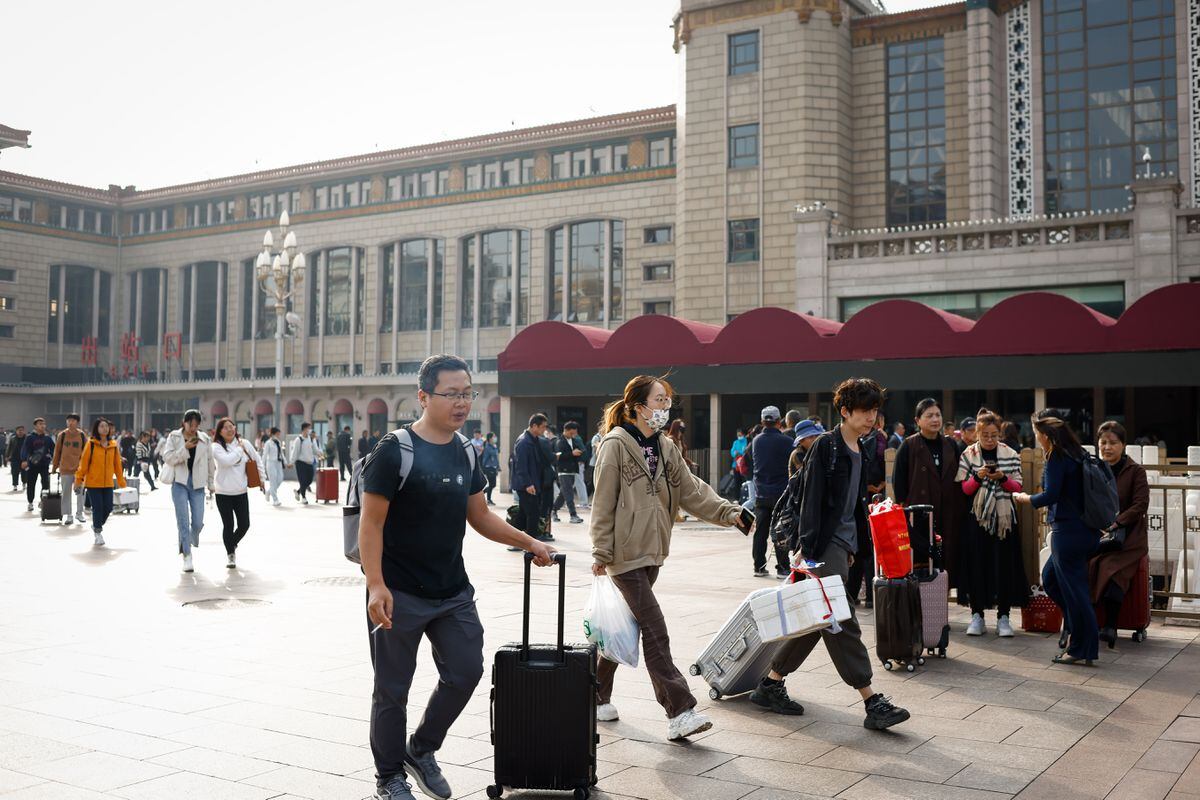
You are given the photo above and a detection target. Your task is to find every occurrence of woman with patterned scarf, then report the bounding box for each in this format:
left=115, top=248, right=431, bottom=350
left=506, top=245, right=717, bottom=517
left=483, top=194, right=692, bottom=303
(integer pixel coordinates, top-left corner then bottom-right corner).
left=954, top=409, right=1029, bottom=638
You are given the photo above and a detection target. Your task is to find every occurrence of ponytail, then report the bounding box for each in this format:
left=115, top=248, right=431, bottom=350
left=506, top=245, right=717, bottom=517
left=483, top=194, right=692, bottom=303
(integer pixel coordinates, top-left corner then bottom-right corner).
left=601, top=374, right=675, bottom=435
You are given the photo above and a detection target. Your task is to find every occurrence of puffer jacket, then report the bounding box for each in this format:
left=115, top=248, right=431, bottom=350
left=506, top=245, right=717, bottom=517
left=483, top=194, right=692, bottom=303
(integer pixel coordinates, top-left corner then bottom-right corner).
left=75, top=438, right=127, bottom=490
left=590, top=426, right=741, bottom=576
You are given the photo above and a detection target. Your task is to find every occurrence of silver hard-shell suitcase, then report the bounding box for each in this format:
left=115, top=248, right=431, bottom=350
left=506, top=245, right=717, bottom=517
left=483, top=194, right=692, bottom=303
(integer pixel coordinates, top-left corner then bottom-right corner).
left=689, top=588, right=780, bottom=700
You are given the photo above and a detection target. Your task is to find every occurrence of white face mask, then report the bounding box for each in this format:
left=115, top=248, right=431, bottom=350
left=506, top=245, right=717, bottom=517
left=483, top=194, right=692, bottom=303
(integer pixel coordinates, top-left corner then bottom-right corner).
left=640, top=408, right=670, bottom=432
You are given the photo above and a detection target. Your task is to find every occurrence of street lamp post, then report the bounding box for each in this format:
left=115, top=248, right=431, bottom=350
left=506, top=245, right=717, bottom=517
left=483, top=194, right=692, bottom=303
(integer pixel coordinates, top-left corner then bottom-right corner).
left=256, top=210, right=305, bottom=431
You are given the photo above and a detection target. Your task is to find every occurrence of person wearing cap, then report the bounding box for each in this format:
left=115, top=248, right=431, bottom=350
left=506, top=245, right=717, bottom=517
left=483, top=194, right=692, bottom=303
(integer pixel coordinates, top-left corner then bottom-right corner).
left=956, top=417, right=977, bottom=455
left=789, top=419, right=825, bottom=476
left=745, top=405, right=793, bottom=578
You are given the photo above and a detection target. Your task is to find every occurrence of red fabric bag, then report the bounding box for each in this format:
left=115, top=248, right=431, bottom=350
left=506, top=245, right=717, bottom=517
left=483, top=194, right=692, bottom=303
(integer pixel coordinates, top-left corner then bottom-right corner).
left=869, top=500, right=913, bottom=579
left=1021, top=586, right=1064, bottom=633
left=735, top=454, right=750, bottom=477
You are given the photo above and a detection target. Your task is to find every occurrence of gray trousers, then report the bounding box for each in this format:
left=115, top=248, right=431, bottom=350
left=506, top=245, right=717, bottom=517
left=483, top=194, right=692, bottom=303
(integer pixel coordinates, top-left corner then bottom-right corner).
left=770, top=544, right=874, bottom=690
left=59, top=473, right=83, bottom=518
left=368, top=585, right=485, bottom=785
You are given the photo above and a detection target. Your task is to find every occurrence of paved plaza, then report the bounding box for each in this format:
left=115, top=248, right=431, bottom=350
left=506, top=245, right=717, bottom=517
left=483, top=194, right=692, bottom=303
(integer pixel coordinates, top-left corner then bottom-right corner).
left=0, top=484, right=1198, bottom=800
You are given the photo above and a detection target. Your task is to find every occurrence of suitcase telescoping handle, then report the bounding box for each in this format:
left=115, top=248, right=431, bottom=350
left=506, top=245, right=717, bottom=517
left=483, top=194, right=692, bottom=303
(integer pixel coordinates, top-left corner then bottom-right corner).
left=905, top=504, right=935, bottom=571
left=522, top=551, right=567, bottom=662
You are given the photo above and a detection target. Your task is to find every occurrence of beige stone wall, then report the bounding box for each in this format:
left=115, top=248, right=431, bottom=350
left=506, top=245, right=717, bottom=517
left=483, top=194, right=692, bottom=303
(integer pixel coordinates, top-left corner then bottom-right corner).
left=851, top=42, right=886, bottom=229
left=943, top=28, right=970, bottom=222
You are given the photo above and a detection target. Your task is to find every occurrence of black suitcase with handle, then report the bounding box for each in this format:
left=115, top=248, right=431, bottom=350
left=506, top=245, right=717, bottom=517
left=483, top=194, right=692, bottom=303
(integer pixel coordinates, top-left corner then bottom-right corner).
left=40, top=479, right=63, bottom=522
left=873, top=574, right=925, bottom=673
left=488, top=552, right=597, bottom=800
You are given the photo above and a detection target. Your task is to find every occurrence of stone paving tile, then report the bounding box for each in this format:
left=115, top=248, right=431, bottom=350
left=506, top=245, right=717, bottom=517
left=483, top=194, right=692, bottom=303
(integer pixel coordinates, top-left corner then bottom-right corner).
left=597, top=738, right=738, bottom=775
left=785, top=721, right=931, bottom=754
left=119, top=688, right=238, bottom=714
left=1165, top=717, right=1200, bottom=744
left=0, top=766, right=46, bottom=794
left=240, top=765, right=376, bottom=799
left=702, top=755, right=864, bottom=796
left=1103, top=767, right=1181, bottom=800
left=19, top=751, right=177, bottom=793
left=908, top=735, right=1062, bottom=772
left=249, top=735, right=375, bottom=775
left=110, top=770, right=279, bottom=800
left=1183, top=696, right=1200, bottom=717
left=86, top=706, right=211, bottom=738
left=944, top=762, right=1040, bottom=794
left=1175, top=751, right=1200, bottom=794
left=808, top=745, right=969, bottom=783
left=147, top=746, right=281, bottom=782
left=67, top=727, right=191, bottom=760
left=836, top=774, right=1011, bottom=800
left=1136, top=740, right=1200, bottom=773
left=738, top=789, right=840, bottom=800
left=0, top=783, right=114, bottom=800
left=697, top=728, right=837, bottom=764
left=0, top=731, right=91, bottom=771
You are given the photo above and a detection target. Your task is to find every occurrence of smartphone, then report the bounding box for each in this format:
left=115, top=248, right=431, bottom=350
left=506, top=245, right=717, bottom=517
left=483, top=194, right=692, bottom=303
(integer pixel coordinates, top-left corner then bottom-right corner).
left=738, top=506, right=756, bottom=535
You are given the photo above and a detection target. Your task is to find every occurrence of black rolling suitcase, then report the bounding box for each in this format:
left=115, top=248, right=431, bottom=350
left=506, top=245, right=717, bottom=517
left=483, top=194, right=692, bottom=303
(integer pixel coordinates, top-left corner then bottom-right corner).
left=489, top=553, right=597, bottom=800
left=40, top=476, right=62, bottom=522
left=873, top=574, right=924, bottom=673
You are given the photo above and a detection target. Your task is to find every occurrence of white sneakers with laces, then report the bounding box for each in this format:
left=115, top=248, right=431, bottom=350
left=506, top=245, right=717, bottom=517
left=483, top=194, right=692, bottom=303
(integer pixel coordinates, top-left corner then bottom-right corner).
left=182, top=553, right=194, bottom=573
left=596, top=703, right=619, bottom=722
left=966, top=613, right=985, bottom=636
left=997, top=615, right=1015, bottom=638
left=666, top=709, right=713, bottom=741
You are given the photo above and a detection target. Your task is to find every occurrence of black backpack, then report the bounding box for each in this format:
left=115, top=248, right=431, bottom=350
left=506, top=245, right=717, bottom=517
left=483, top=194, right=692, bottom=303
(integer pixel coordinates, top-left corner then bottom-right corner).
left=770, top=435, right=837, bottom=555
left=1072, top=452, right=1120, bottom=532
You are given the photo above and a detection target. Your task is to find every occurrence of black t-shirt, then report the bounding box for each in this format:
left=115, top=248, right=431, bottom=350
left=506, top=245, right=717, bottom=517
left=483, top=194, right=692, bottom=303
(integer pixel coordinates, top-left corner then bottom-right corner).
left=622, top=423, right=661, bottom=476
left=555, top=435, right=582, bottom=473
left=361, top=427, right=486, bottom=599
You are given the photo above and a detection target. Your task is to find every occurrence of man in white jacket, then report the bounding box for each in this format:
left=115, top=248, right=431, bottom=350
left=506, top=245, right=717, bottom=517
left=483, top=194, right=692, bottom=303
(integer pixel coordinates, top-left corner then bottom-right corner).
left=289, top=421, right=319, bottom=504
left=160, top=409, right=215, bottom=573
left=261, top=426, right=286, bottom=506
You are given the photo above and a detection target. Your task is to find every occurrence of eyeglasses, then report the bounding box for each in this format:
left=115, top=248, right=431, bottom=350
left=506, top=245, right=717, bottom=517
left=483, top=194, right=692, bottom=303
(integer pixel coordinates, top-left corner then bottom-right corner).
left=429, top=390, right=480, bottom=403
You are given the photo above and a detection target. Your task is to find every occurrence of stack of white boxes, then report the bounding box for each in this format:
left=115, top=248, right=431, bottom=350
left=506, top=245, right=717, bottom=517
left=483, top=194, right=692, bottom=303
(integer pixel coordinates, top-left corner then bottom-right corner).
left=750, top=575, right=852, bottom=642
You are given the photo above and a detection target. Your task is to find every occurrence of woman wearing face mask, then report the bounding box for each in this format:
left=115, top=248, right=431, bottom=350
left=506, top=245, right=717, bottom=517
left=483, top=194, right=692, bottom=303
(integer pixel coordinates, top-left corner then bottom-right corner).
left=590, top=375, right=750, bottom=742
left=892, top=397, right=961, bottom=581
left=1088, top=421, right=1149, bottom=649
left=954, top=409, right=1028, bottom=638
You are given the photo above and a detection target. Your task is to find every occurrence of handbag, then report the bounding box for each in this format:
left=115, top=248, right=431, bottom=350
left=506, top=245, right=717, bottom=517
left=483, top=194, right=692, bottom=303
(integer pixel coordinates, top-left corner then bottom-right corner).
left=241, top=442, right=262, bottom=489
left=1095, top=526, right=1126, bottom=554
left=1021, top=585, right=1063, bottom=633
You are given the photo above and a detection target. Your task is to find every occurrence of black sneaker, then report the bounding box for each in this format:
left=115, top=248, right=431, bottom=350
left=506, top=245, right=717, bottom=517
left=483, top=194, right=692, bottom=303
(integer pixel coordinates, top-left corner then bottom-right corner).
left=404, top=737, right=452, bottom=800
left=749, top=680, right=805, bottom=715
left=375, top=776, right=416, bottom=799
left=753, top=568, right=770, bottom=578
left=864, top=693, right=910, bottom=730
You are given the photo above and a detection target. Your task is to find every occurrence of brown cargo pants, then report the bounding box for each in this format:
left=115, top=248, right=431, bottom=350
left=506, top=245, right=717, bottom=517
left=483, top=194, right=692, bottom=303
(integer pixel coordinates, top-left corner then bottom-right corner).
left=596, top=565, right=696, bottom=719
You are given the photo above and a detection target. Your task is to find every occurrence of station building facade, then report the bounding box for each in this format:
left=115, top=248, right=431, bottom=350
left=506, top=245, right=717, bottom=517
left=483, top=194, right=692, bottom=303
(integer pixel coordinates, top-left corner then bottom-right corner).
left=0, top=0, right=1198, bottom=472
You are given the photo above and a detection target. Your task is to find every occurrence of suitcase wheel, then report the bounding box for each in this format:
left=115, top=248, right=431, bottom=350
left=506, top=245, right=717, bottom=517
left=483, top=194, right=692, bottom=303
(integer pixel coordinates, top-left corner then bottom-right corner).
left=883, top=661, right=893, bottom=671
left=574, top=789, right=590, bottom=800
left=708, top=687, right=722, bottom=701
left=486, top=785, right=503, bottom=799
left=688, top=663, right=701, bottom=676
left=905, top=663, right=915, bottom=673
left=917, top=657, right=926, bottom=666
left=1132, top=629, right=1147, bottom=643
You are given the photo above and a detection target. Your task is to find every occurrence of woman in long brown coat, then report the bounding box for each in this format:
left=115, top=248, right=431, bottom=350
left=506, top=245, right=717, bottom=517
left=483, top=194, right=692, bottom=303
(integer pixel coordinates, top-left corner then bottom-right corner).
left=1088, top=421, right=1150, bottom=648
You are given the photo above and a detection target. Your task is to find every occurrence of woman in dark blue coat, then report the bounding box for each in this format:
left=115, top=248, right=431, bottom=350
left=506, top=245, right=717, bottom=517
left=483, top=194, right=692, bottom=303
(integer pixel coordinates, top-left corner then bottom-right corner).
left=1015, top=411, right=1099, bottom=664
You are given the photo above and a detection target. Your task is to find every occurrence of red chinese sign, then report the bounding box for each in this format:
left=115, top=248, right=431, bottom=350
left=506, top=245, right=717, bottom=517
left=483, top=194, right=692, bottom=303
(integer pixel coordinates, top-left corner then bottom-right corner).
left=121, top=332, right=140, bottom=364
left=81, top=336, right=98, bottom=366
left=163, top=331, right=182, bottom=360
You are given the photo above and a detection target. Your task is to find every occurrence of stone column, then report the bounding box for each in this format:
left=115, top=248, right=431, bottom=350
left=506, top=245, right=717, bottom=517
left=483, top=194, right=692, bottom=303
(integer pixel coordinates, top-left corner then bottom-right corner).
left=792, top=206, right=835, bottom=318
left=708, top=392, right=722, bottom=488
left=966, top=0, right=1007, bottom=219
left=1130, top=174, right=1182, bottom=301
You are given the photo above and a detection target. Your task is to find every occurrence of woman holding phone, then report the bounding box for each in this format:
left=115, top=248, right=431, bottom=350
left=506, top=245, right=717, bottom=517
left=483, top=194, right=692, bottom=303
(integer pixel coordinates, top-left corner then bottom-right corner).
left=211, top=417, right=265, bottom=569
left=954, top=409, right=1028, bottom=638
left=589, top=374, right=750, bottom=741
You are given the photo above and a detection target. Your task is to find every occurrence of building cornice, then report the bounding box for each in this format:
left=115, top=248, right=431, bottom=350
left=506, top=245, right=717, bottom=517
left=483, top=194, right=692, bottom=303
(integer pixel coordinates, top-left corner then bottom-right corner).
left=851, top=2, right=968, bottom=47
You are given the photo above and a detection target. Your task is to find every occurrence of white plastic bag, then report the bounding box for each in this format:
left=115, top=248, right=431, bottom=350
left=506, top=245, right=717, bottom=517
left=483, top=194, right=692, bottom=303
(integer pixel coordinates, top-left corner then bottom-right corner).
left=583, top=576, right=640, bottom=668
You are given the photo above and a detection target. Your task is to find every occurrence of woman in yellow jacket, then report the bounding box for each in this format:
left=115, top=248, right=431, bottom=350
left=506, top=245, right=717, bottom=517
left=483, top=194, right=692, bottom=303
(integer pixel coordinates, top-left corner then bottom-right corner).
left=76, top=417, right=126, bottom=547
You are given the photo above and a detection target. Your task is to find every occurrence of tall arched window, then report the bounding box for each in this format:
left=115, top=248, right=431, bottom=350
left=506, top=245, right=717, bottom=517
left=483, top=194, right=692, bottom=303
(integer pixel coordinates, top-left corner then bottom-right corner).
left=459, top=230, right=530, bottom=328
left=128, top=268, right=167, bottom=347
left=181, top=261, right=228, bottom=344
left=308, top=247, right=365, bottom=336
left=546, top=220, right=624, bottom=324
left=47, top=264, right=113, bottom=346
left=380, top=239, right=443, bottom=332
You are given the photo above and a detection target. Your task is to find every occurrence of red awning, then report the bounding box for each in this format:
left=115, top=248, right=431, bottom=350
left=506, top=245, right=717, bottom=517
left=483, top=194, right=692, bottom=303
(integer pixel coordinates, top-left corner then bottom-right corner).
left=254, top=400, right=273, bottom=415
left=499, top=284, right=1200, bottom=372
left=333, top=398, right=353, bottom=416
left=210, top=401, right=229, bottom=419
left=367, top=398, right=388, bottom=414
left=285, top=399, right=304, bottom=415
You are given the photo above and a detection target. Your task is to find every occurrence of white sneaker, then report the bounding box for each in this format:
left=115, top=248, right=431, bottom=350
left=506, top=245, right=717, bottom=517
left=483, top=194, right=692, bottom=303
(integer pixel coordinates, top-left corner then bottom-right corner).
left=667, top=709, right=713, bottom=741
left=227, top=552, right=236, bottom=569
left=271, top=499, right=281, bottom=507
left=182, top=554, right=194, bottom=573
left=596, top=703, right=619, bottom=722
left=966, top=613, right=985, bottom=636
left=76, top=511, right=87, bottom=523
left=27, top=502, right=33, bottom=512
left=997, top=615, right=1015, bottom=638
left=301, top=497, right=309, bottom=505
left=93, top=531, right=104, bottom=547
left=293, top=489, right=300, bottom=501
left=62, top=517, right=71, bottom=525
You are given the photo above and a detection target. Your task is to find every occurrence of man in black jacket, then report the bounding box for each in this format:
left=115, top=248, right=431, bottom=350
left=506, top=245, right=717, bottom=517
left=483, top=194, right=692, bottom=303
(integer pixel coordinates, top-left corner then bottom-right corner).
left=749, top=377, right=910, bottom=732
left=552, top=421, right=584, bottom=524
left=511, top=414, right=551, bottom=542
left=337, top=426, right=354, bottom=479
left=746, top=406, right=793, bottom=578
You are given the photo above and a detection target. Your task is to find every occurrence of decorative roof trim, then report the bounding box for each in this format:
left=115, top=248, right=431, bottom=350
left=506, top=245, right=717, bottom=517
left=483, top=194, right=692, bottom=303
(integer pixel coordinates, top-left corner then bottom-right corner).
left=0, top=106, right=675, bottom=205
left=0, top=124, right=32, bottom=149
left=851, top=2, right=967, bottom=46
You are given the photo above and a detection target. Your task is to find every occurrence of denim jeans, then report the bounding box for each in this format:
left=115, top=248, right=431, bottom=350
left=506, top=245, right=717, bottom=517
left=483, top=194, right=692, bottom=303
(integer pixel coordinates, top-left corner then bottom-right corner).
left=171, top=481, right=206, bottom=556
left=86, top=488, right=114, bottom=532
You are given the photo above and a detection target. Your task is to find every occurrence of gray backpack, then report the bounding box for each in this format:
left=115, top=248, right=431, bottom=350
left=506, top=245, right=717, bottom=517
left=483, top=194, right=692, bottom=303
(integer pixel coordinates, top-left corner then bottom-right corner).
left=1073, top=453, right=1120, bottom=533
left=342, top=428, right=477, bottom=564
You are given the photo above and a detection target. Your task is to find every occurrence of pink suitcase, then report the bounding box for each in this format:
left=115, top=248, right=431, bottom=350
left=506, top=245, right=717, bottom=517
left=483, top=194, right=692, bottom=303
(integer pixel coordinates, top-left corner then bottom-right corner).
left=906, top=504, right=949, bottom=659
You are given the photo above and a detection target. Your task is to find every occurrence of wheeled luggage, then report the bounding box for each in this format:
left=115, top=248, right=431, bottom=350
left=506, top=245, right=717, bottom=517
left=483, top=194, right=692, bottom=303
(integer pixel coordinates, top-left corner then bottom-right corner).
left=489, top=553, right=597, bottom=800
left=315, top=466, right=338, bottom=503
left=1094, top=555, right=1151, bottom=644
left=40, top=477, right=62, bottom=522
left=873, top=575, right=924, bottom=672
left=907, top=504, right=950, bottom=659
left=114, top=486, right=139, bottom=513
left=690, top=587, right=779, bottom=700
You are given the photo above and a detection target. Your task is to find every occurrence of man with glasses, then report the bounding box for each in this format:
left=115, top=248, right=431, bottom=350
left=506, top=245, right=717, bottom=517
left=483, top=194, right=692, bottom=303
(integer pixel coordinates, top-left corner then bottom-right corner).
left=358, top=354, right=556, bottom=800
